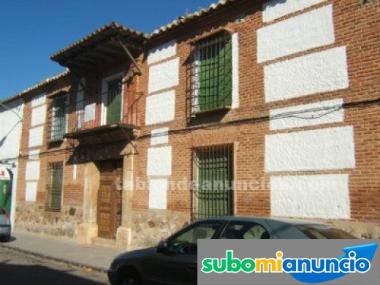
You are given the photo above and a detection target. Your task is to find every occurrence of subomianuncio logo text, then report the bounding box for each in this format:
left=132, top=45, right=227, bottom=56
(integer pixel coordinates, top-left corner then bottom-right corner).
left=201, top=243, right=377, bottom=284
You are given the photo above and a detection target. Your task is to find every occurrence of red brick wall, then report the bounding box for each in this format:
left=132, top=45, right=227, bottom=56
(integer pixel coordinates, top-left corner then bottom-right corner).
left=16, top=73, right=85, bottom=210
left=132, top=0, right=380, bottom=223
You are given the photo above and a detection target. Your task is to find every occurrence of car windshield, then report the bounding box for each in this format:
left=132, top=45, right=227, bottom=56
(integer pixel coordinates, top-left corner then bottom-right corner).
left=297, top=225, right=355, bottom=239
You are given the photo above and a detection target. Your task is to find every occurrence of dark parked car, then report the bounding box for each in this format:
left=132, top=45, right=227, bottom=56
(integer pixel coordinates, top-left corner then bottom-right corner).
left=108, top=216, right=355, bottom=285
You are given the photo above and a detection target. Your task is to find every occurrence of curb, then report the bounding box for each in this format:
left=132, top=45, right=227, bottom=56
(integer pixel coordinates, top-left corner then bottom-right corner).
left=0, top=243, right=107, bottom=273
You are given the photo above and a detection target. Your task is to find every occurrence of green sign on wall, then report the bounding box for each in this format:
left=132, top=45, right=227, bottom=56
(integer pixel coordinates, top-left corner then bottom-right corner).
left=0, top=167, right=12, bottom=213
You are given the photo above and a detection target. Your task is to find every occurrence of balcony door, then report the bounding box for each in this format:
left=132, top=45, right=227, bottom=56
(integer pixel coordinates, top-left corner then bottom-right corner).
left=106, top=78, right=122, bottom=125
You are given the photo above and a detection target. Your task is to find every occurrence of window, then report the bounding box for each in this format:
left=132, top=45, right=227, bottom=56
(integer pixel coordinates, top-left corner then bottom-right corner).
left=50, top=96, right=67, bottom=141
left=75, top=79, right=85, bottom=130
left=221, top=222, right=270, bottom=239
left=190, top=32, right=232, bottom=114
left=297, top=225, right=355, bottom=239
left=167, top=221, right=223, bottom=255
left=106, top=78, right=122, bottom=124
left=193, top=145, right=233, bottom=219
left=46, top=162, right=63, bottom=212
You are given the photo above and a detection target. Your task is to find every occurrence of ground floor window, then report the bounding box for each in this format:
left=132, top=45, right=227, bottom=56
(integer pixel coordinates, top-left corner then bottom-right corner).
left=192, top=144, right=233, bottom=219
left=46, top=162, right=63, bottom=212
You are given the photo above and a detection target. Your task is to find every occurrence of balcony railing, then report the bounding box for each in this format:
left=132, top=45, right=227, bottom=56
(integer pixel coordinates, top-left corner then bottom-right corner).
left=67, top=91, right=143, bottom=135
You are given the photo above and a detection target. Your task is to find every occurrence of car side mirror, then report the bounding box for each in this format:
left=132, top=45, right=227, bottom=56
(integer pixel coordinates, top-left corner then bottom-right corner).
left=157, top=240, right=169, bottom=253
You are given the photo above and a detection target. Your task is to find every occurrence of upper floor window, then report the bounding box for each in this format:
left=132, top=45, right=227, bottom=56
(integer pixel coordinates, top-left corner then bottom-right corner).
left=50, top=95, right=67, bottom=141
left=190, top=32, right=233, bottom=114
left=105, top=78, right=122, bottom=125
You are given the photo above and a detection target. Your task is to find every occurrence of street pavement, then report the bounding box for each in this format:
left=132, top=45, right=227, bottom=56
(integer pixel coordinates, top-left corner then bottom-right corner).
left=0, top=246, right=109, bottom=285
left=1, top=230, right=124, bottom=271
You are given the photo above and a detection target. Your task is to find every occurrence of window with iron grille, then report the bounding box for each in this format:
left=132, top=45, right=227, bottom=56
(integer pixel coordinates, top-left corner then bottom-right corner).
left=192, top=145, right=233, bottom=220
left=190, top=32, right=233, bottom=114
left=50, top=96, right=67, bottom=141
left=46, top=162, right=63, bottom=212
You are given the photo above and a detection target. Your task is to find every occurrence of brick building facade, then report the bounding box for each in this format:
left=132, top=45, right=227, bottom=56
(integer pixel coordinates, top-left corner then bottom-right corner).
left=7, top=0, right=380, bottom=247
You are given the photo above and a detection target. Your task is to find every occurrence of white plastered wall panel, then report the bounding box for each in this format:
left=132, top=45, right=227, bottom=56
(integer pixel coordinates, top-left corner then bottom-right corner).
left=271, top=174, right=350, bottom=219
left=265, top=126, right=356, bottom=172
left=149, top=178, right=168, bottom=210
left=31, top=94, right=46, bottom=107
left=25, top=160, right=40, bottom=181
left=31, top=104, right=46, bottom=127
left=148, top=58, right=179, bottom=94
left=263, top=0, right=327, bottom=23
left=151, top=128, right=169, bottom=146
left=28, top=126, right=44, bottom=148
left=0, top=100, right=24, bottom=160
left=258, top=5, right=335, bottom=63
left=145, top=90, right=176, bottom=125
left=25, top=181, right=38, bottom=202
left=84, top=103, right=96, bottom=122
left=270, top=99, right=344, bottom=130
left=232, top=33, right=240, bottom=109
left=264, top=47, right=349, bottom=102
left=148, top=41, right=177, bottom=65
left=147, top=146, right=172, bottom=177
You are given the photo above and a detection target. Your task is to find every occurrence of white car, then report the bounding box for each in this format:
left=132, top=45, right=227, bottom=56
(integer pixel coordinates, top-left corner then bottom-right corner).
left=0, top=207, right=11, bottom=241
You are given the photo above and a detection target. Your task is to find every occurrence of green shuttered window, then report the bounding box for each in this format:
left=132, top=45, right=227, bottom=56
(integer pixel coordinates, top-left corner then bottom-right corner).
left=193, top=145, right=233, bottom=219
left=51, top=96, right=67, bottom=141
left=106, top=79, right=122, bottom=125
left=192, top=32, right=232, bottom=113
left=46, top=162, right=63, bottom=212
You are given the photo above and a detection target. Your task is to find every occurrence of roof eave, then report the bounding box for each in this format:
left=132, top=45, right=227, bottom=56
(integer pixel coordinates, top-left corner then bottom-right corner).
left=50, top=22, right=147, bottom=66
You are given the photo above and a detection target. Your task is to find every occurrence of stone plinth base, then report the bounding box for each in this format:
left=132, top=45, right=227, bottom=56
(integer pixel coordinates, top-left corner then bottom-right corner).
left=77, top=223, right=98, bottom=245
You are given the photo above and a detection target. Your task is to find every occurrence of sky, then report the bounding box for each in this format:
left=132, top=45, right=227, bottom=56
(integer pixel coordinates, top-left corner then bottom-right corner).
left=0, top=0, right=217, bottom=100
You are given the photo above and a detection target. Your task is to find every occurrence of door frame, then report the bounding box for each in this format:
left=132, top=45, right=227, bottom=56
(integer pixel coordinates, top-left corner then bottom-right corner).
left=101, top=72, right=125, bottom=126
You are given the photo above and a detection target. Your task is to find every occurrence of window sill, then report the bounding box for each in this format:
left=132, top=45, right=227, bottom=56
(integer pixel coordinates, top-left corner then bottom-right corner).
left=192, top=105, right=231, bottom=116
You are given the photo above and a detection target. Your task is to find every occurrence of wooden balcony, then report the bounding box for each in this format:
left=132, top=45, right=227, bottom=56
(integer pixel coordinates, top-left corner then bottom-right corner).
left=65, top=91, right=143, bottom=146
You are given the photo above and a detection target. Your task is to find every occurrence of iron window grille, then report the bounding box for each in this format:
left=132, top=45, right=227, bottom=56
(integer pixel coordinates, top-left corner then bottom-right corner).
left=188, top=32, right=233, bottom=115
left=192, top=144, right=234, bottom=220
left=46, top=162, right=63, bottom=212
left=50, top=96, right=67, bottom=141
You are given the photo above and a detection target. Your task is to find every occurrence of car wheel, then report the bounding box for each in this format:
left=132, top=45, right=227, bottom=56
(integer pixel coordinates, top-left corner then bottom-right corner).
left=0, top=235, right=9, bottom=242
left=120, top=271, right=141, bottom=285
left=121, top=276, right=140, bottom=285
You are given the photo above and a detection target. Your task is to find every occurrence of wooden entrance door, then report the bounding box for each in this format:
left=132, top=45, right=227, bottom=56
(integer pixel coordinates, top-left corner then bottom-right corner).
left=97, top=159, right=123, bottom=239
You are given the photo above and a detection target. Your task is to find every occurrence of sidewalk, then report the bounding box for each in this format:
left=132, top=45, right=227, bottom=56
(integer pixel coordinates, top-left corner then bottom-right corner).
left=0, top=230, right=125, bottom=271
